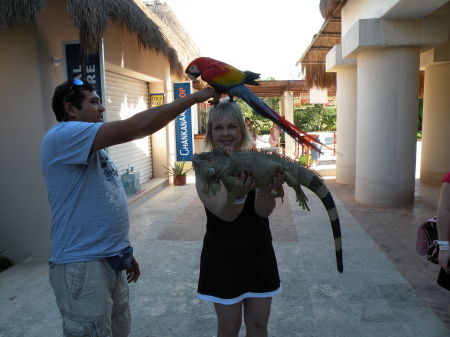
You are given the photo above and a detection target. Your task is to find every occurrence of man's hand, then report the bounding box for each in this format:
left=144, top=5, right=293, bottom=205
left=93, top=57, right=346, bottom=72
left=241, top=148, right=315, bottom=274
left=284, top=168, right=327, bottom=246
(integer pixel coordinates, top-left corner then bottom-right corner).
left=126, top=256, right=140, bottom=283
left=194, top=87, right=221, bottom=104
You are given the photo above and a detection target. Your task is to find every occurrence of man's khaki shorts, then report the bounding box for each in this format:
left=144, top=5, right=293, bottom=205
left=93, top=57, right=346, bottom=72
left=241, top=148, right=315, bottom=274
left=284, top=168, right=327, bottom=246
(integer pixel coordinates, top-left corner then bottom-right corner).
left=49, top=260, right=130, bottom=337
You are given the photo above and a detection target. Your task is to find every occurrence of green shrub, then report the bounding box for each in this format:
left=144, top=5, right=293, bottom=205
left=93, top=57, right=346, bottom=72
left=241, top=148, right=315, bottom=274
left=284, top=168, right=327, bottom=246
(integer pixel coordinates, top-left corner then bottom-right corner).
left=298, top=154, right=310, bottom=166
left=294, top=105, right=336, bottom=132
left=237, top=97, right=280, bottom=135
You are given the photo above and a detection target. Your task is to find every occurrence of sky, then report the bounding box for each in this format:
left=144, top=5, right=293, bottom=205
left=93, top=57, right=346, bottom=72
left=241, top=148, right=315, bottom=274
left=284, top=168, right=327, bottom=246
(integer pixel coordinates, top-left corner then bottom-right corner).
left=161, top=0, right=325, bottom=80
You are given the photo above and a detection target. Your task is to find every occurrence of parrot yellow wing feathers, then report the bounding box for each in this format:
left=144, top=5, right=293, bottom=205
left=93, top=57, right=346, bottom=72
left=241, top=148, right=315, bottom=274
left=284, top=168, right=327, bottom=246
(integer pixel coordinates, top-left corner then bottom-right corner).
left=213, top=65, right=245, bottom=87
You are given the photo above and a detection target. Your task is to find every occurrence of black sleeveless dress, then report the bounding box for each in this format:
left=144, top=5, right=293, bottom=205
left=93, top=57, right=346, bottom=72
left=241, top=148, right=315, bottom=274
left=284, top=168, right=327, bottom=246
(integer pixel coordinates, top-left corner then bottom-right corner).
left=197, top=190, right=281, bottom=304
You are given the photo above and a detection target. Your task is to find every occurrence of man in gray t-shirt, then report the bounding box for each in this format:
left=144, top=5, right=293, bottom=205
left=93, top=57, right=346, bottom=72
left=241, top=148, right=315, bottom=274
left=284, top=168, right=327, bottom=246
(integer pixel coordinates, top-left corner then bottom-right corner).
left=41, top=79, right=217, bottom=336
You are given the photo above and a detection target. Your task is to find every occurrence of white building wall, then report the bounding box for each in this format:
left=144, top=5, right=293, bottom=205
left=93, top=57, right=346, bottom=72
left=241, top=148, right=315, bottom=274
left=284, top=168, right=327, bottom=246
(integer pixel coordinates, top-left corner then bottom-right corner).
left=342, top=0, right=449, bottom=35
left=0, top=22, right=52, bottom=262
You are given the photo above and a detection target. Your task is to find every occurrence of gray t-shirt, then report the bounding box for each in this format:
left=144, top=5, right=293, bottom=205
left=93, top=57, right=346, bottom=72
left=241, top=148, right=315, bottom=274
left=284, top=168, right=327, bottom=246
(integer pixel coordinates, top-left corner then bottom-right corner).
left=40, top=121, right=130, bottom=263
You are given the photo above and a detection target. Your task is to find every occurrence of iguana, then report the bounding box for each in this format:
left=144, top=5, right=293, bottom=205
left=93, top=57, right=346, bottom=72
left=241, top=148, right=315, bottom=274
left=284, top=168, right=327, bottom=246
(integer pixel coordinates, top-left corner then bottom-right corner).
left=192, top=148, right=343, bottom=273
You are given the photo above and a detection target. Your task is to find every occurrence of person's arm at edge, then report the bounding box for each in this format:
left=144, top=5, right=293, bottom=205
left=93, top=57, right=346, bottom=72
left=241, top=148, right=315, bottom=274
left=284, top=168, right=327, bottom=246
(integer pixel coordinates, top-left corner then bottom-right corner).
left=92, top=88, right=217, bottom=151
left=437, top=180, right=450, bottom=273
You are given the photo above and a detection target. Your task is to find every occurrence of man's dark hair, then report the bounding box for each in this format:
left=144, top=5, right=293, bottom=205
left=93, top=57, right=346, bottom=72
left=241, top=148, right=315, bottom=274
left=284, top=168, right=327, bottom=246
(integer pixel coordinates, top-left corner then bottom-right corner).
left=52, top=80, right=96, bottom=121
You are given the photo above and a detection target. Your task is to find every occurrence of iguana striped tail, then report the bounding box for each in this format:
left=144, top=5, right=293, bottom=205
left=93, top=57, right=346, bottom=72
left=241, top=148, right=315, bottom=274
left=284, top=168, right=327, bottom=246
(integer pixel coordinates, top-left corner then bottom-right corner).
left=284, top=166, right=343, bottom=273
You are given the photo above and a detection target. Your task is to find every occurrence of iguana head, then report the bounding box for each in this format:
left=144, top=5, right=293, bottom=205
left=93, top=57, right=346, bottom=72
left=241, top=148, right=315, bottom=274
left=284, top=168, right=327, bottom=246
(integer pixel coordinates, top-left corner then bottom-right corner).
left=192, top=148, right=231, bottom=195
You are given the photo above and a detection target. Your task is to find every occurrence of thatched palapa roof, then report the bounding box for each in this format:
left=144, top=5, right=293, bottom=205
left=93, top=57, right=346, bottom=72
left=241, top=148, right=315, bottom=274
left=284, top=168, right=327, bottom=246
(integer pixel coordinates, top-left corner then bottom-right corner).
left=0, top=0, right=200, bottom=78
left=296, top=0, right=346, bottom=90
left=319, top=0, right=345, bottom=20
left=0, top=0, right=47, bottom=28
left=144, top=1, right=200, bottom=72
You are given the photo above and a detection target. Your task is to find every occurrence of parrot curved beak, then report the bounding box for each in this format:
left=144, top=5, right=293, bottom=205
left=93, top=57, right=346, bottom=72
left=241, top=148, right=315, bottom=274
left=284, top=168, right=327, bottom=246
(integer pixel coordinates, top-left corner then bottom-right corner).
left=187, top=73, right=199, bottom=81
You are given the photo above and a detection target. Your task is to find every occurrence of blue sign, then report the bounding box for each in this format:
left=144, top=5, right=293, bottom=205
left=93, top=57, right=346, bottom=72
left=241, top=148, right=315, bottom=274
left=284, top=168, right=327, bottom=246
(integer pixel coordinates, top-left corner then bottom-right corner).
left=65, top=43, right=102, bottom=101
left=173, top=83, right=193, bottom=161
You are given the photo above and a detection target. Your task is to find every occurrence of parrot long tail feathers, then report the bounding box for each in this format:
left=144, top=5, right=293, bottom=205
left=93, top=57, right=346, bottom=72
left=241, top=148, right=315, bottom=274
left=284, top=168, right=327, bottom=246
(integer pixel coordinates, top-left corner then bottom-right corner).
left=229, top=86, right=323, bottom=153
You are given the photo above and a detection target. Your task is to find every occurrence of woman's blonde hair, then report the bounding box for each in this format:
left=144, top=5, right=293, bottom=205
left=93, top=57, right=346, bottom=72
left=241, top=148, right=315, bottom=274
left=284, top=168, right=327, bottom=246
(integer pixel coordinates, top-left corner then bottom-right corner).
left=202, top=100, right=253, bottom=151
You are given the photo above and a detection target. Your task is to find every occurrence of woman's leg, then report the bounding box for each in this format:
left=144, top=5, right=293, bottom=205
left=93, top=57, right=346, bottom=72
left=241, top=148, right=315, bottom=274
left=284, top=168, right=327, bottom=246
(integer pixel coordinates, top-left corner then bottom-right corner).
left=214, top=301, right=243, bottom=337
left=243, top=298, right=272, bottom=337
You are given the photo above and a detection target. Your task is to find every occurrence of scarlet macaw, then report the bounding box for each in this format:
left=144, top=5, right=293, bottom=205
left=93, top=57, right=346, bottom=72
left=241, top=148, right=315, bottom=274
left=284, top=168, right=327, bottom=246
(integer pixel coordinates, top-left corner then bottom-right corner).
left=185, top=57, right=325, bottom=152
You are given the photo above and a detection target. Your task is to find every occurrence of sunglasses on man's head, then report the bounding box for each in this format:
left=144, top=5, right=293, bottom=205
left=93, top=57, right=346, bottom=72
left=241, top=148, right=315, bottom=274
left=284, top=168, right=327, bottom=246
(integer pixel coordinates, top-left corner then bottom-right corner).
left=63, top=79, right=84, bottom=103
left=69, top=78, right=83, bottom=87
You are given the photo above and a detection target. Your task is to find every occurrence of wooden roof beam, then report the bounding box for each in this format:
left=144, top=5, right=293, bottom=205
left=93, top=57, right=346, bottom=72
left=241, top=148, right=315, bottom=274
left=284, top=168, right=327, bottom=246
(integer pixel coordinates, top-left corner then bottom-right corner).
left=328, top=17, right=341, bottom=23
left=308, top=47, right=332, bottom=51
left=301, top=62, right=326, bottom=65
left=320, top=32, right=341, bottom=38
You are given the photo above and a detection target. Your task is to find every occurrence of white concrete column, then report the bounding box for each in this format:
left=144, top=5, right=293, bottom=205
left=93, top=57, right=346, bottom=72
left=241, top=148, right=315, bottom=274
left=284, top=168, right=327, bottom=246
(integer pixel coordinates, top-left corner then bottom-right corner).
left=355, top=47, right=420, bottom=206
left=326, top=45, right=357, bottom=185
left=335, top=66, right=357, bottom=184
left=421, top=62, right=450, bottom=183
left=282, top=90, right=295, bottom=158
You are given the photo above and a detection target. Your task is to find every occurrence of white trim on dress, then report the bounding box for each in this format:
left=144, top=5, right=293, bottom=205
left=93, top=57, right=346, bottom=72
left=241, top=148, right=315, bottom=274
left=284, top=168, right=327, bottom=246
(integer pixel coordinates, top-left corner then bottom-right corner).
left=197, top=285, right=282, bottom=305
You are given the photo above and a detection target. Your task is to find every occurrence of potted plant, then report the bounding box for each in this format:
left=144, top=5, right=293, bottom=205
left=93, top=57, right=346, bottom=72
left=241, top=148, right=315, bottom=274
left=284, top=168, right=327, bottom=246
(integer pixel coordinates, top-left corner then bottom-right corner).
left=163, top=160, right=192, bottom=185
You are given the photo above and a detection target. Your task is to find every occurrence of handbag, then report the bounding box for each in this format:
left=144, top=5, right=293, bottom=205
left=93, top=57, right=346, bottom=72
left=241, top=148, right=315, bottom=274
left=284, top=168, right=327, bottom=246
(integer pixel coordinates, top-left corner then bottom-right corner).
left=416, top=217, right=450, bottom=291
left=106, top=246, right=133, bottom=272
left=437, top=267, right=450, bottom=291
left=416, top=216, right=439, bottom=264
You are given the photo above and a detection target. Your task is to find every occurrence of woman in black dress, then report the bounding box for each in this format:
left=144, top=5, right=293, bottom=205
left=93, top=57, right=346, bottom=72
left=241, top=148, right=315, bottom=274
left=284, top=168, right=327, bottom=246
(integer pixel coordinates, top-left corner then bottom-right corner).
left=196, top=100, right=283, bottom=337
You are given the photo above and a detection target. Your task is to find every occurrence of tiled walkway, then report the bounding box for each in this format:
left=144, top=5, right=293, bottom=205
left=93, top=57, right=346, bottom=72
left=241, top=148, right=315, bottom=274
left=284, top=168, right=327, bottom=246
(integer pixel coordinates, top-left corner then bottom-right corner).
left=327, top=179, right=450, bottom=330
left=0, top=178, right=449, bottom=337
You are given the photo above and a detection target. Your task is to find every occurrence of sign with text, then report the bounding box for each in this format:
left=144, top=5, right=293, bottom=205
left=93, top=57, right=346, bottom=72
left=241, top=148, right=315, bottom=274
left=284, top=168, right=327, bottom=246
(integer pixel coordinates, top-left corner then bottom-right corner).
left=150, top=93, right=164, bottom=107
left=65, top=42, right=102, bottom=101
left=173, top=83, right=193, bottom=161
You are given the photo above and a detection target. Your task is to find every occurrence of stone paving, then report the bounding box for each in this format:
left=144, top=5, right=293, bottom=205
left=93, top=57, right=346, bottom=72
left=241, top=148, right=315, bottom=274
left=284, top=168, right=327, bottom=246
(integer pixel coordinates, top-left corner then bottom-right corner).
left=0, top=179, right=449, bottom=337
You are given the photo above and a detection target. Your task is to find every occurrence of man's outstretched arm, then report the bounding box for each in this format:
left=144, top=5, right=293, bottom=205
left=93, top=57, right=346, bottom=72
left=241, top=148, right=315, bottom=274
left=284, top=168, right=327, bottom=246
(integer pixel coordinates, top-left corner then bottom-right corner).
left=92, top=88, right=217, bottom=151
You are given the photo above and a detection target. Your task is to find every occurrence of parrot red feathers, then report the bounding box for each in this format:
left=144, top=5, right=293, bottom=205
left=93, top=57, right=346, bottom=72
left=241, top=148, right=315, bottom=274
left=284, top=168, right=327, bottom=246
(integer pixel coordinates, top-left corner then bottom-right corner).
left=185, top=57, right=326, bottom=153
